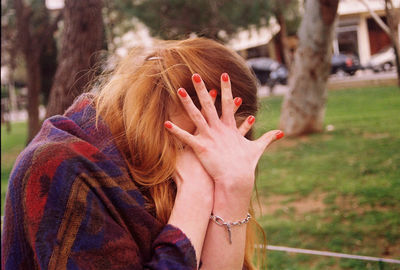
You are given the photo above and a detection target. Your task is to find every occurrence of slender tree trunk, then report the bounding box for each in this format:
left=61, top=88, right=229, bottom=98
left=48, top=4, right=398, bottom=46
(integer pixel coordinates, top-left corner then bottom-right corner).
left=276, top=11, right=292, bottom=68
left=8, top=50, right=18, bottom=121
left=279, top=0, right=339, bottom=136
left=358, top=0, right=400, bottom=86
left=14, top=0, right=40, bottom=143
left=13, top=0, right=61, bottom=143
left=26, top=54, right=42, bottom=142
left=385, top=0, right=400, bottom=86
left=46, top=0, right=104, bottom=117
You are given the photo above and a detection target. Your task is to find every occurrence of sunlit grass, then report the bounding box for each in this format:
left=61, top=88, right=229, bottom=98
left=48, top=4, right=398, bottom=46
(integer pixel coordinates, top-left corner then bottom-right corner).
left=1, top=86, right=399, bottom=269
left=1, top=122, right=27, bottom=216
left=255, top=86, right=400, bottom=269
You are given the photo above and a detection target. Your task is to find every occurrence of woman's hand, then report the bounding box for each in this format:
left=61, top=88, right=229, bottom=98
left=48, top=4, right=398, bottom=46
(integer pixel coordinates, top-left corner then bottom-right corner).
left=173, top=146, right=214, bottom=206
left=168, top=146, right=215, bottom=267
left=165, top=73, right=284, bottom=207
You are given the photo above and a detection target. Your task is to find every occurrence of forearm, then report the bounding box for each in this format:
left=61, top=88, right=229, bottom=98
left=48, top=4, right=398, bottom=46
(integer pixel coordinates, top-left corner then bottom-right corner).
left=168, top=184, right=213, bottom=267
left=200, top=183, right=252, bottom=270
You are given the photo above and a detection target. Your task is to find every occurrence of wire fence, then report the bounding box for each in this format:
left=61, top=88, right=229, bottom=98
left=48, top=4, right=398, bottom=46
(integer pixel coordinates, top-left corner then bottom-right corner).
left=259, top=245, right=400, bottom=265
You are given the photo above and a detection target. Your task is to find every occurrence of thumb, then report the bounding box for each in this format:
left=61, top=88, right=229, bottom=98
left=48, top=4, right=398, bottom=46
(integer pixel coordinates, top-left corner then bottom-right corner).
left=255, top=130, right=284, bottom=150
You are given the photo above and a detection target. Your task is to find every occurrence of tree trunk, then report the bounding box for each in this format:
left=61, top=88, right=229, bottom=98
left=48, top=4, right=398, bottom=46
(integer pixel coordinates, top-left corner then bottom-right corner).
left=46, top=0, right=104, bottom=117
left=26, top=54, right=42, bottom=142
left=13, top=0, right=61, bottom=143
left=276, top=11, right=292, bottom=68
left=14, top=0, right=41, bottom=143
left=279, top=0, right=339, bottom=136
left=385, top=0, right=400, bottom=87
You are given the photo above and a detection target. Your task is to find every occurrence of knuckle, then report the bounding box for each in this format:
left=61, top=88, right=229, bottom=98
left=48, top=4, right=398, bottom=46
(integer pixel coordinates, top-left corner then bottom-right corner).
left=194, top=142, right=208, bottom=154
left=222, top=96, right=233, bottom=103
left=192, top=111, right=204, bottom=123
left=202, top=100, right=215, bottom=111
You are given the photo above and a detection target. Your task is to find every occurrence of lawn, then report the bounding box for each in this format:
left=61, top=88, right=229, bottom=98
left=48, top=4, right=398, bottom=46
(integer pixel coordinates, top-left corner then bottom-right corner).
left=1, top=86, right=399, bottom=269
left=254, top=86, right=400, bottom=269
left=1, top=122, right=27, bottom=216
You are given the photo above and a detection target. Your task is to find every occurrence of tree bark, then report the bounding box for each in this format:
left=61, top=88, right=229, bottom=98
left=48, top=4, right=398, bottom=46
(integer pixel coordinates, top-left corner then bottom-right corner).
left=14, top=0, right=42, bottom=143
left=26, top=54, right=42, bottom=142
left=385, top=0, right=400, bottom=86
left=13, top=0, right=61, bottom=143
left=276, top=11, right=292, bottom=68
left=359, top=0, right=400, bottom=87
left=46, top=0, right=104, bottom=117
left=279, top=0, right=339, bottom=136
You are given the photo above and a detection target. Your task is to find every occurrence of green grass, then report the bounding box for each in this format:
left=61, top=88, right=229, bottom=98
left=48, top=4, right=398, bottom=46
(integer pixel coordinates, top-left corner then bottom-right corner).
left=1, top=86, right=399, bottom=269
left=255, top=86, right=400, bottom=269
left=1, top=122, right=27, bottom=216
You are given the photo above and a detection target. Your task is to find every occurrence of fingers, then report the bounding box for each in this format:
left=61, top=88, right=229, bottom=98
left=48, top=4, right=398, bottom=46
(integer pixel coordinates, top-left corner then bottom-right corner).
left=177, top=88, right=209, bottom=133
left=233, top=97, right=242, bottom=115
left=238, top=115, right=255, bottom=136
left=201, top=89, right=217, bottom=117
left=209, top=89, right=217, bottom=104
left=221, top=73, right=236, bottom=126
left=192, top=74, right=219, bottom=124
left=255, top=130, right=284, bottom=151
left=164, top=121, right=201, bottom=150
left=206, top=90, right=241, bottom=115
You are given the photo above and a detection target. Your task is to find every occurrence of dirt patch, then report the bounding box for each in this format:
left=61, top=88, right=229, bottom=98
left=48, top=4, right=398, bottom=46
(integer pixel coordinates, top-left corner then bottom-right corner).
left=265, top=135, right=310, bottom=152
left=257, top=193, right=326, bottom=217
left=290, top=193, right=326, bottom=215
left=362, top=132, right=390, bottom=140
left=334, top=195, right=392, bottom=214
left=255, top=195, right=288, bottom=216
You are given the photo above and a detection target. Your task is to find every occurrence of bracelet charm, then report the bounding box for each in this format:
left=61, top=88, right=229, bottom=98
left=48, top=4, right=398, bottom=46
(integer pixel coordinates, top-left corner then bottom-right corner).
left=210, top=213, right=251, bottom=244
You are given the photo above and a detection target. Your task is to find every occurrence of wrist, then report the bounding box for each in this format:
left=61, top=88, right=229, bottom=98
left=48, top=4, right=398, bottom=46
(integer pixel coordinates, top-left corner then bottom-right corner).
left=212, top=182, right=253, bottom=221
left=214, top=174, right=254, bottom=200
left=176, top=182, right=214, bottom=210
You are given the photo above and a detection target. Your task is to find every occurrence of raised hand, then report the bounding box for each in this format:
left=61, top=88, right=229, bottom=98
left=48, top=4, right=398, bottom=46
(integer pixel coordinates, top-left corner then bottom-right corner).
left=165, top=73, right=284, bottom=205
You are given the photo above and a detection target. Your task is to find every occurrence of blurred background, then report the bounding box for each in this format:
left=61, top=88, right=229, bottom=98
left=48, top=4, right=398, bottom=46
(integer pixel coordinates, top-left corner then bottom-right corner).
left=1, top=0, right=400, bottom=269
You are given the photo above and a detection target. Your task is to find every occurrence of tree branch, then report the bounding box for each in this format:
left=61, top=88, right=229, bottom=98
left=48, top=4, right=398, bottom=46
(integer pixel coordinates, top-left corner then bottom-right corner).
left=357, top=0, right=391, bottom=35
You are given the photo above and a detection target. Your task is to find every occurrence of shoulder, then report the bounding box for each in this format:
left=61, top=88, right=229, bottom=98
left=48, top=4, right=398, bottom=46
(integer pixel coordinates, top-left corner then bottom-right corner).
left=8, top=111, right=132, bottom=220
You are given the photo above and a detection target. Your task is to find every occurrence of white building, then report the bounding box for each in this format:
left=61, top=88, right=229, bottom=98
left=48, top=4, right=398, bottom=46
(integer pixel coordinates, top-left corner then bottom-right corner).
left=335, top=0, right=400, bottom=65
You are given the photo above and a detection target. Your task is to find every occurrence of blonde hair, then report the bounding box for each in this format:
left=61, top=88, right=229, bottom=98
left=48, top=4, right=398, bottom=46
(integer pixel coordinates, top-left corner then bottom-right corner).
left=95, top=37, right=265, bottom=269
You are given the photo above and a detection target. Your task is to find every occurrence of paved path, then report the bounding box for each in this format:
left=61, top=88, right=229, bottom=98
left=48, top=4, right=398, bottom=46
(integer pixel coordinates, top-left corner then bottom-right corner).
left=258, top=69, right=397, bottom=98
left=6, top=106, right=46, bottom=123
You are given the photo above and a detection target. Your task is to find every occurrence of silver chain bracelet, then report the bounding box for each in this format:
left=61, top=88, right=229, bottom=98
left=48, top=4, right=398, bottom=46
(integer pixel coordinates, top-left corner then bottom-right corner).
left=209, top=213, right=251, bottom=244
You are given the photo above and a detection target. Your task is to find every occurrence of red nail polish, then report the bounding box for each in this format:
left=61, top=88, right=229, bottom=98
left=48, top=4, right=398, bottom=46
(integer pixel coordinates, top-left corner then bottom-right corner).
left=222, top=73, right=229, bottom=82
left=164, top=122, right=173, bottom=129
left=234, top=97, right=242, bottom=106
left=210, top=89, right=218, bottom=98
left=276, top=131, right=284, bottom=140
left=192, top=74, right=202, bottom=83
left=178, top=88, right=187, bottom=98
left=248, top=116, right=255, bottom=125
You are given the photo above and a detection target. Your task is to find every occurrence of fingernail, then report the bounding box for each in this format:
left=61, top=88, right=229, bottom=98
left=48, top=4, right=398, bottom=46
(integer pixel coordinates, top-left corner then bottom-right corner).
left=222, top=73, right=229, bottom=82
left=178, top=88, right=187, bottom=98
left=248, top=115, right=255, bottom=125
left=164, top=121, right=173, bottom=129
left=192, top=74, right=202, bottom=83
left=234, top=97, right=242, bottom=106
left=209, top=89, right=218, bottom=98
left=276, top=131, right=284, bottom=140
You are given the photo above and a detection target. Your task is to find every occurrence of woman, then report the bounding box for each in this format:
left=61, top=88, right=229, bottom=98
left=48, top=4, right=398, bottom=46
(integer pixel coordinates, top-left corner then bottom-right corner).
left=2, top=38, right=283, bottom=269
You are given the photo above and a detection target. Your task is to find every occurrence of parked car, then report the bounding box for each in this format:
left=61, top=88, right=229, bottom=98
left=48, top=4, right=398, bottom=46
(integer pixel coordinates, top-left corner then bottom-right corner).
left=366, top=46, right=395, bottom=72
left=246, top=57, right=288, bottom=88
left=331, top=53, right=362, bottom=76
